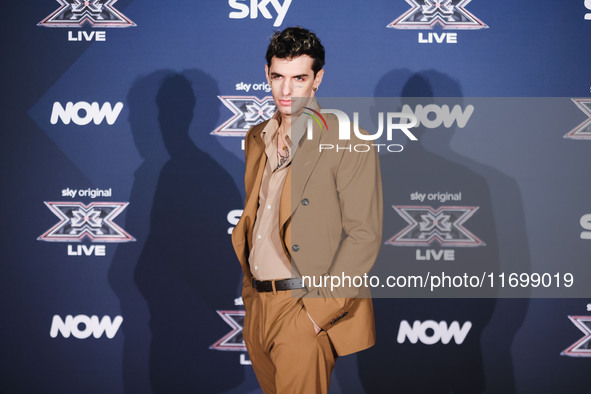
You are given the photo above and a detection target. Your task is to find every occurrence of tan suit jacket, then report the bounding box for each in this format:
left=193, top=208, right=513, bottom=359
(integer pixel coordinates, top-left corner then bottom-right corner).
left=232, top=112, right=383, bottom=356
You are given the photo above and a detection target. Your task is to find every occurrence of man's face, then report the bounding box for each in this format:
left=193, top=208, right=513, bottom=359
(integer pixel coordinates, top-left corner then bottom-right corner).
left=265, top=55, right=324, bottom=118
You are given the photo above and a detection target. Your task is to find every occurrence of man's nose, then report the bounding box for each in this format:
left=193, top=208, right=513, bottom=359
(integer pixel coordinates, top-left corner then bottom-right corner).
left=281, top=80, right=292, bottom=96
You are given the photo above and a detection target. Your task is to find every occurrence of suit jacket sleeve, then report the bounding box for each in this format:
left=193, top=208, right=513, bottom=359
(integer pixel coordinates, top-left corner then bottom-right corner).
left=232, top=126, right=256, bottom=309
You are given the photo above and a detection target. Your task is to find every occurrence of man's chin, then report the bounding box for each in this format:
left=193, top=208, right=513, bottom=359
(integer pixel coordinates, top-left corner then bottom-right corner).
left=276, top=107, right=293, bottom=117
left=278, top=105, right=308, bottom=117
left=277, top=107, right=302, bottom=117
left=275, top=98, right=313, bottom=117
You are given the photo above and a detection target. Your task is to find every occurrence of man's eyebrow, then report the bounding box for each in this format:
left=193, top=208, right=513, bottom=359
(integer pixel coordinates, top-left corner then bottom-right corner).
left=269, top=72, right=310, bottom=78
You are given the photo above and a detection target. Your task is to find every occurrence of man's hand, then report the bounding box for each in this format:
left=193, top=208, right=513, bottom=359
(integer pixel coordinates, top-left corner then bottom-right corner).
left=307, top=311, right=322, bottom=335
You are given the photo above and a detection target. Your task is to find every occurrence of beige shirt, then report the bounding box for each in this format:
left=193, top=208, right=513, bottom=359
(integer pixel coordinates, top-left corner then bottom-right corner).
left=248, top=102, right=316, bottom=280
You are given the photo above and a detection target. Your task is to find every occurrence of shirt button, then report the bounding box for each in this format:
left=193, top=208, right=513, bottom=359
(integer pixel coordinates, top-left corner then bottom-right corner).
left=292, top=244, right=300, bottom=252
left=257, top=234, right=262, bottom=239
left=254, top=266, right=259, bottom=270
left=267, top=204, right=272, bottom=210
left=301, top=198, right=309, bottom=206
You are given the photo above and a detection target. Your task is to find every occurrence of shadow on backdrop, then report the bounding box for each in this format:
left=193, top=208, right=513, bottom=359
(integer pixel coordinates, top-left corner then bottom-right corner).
left=109, top=71, right=244, bottom=393
left=354, top=70, right=529, bottom=394
left=109, top=70, right=171, bottom=394
left=183, top=69, right=246, bottom=202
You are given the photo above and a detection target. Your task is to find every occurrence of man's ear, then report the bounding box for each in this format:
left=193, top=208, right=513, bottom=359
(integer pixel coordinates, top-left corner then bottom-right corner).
left=314, top=69, right=325, bottom=89
left=265, top=64, right=270, bottom=85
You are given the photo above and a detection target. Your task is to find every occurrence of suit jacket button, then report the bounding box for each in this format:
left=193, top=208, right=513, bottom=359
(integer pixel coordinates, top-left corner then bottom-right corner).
left=301, top=198, right=309, bottom=206
left=292, top=244, right=300, bottom=252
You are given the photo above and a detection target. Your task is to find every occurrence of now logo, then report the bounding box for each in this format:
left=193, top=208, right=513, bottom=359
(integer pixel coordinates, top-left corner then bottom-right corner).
left=401, top=104, right=474, bottom=129
left=50, top=315, right=123, bottom=339
left=397, top=320, right=472, bottom=345
left=586, top=0, right=591, bottom=20
left=50, top=101, right=124, bottom=125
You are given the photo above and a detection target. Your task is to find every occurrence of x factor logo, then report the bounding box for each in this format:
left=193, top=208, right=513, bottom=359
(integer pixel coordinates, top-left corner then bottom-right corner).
left=212, top=96, right=275, bottom=136
left=388, top=0, right=488, bottom=30
left=564, top=99, right=591, bottom=140
left=210, top=310, right=247, bottom=351
left=386, top=205, right=484, bottom=247
left=38, top=0, right=136, bottom=28
left=38, top=201, right=135, bottom=242
left=561, top=316, right=591, bottom=357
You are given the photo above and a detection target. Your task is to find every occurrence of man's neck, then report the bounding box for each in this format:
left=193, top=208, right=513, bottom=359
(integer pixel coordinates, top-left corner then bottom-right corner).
left=279, top=114, right=292, bottom=130
left=278, top=114, right=292, bottom=141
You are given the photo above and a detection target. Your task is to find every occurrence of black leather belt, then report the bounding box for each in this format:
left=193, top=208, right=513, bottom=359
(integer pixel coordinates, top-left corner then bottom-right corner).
left=252, top=277, right=305, bottom=292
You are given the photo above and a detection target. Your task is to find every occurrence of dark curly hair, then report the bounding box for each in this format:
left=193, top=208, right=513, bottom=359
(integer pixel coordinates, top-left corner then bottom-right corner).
left=265, top=26, right=325, bottom=76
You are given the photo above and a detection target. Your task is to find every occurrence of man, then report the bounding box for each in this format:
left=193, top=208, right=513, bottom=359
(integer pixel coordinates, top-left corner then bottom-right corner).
left=232, top=26, right=382, bottom=393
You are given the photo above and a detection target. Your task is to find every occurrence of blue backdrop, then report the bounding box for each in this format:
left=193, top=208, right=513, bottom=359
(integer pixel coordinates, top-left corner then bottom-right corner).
left=2, top=0, right=591, bottom=392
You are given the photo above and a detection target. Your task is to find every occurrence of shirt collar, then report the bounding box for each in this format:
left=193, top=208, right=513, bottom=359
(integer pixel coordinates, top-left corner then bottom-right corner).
left=260, top=98, right=320, bottom=157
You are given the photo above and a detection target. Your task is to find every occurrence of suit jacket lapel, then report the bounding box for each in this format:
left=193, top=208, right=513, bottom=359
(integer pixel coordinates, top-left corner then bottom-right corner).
left=243, top=123, right=267, bottom=248
left=279, top=116, right=324, bottom=229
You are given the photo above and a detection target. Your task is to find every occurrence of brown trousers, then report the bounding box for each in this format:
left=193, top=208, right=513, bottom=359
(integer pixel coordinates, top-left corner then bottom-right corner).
left=243, top=286, right=338, bottom=394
